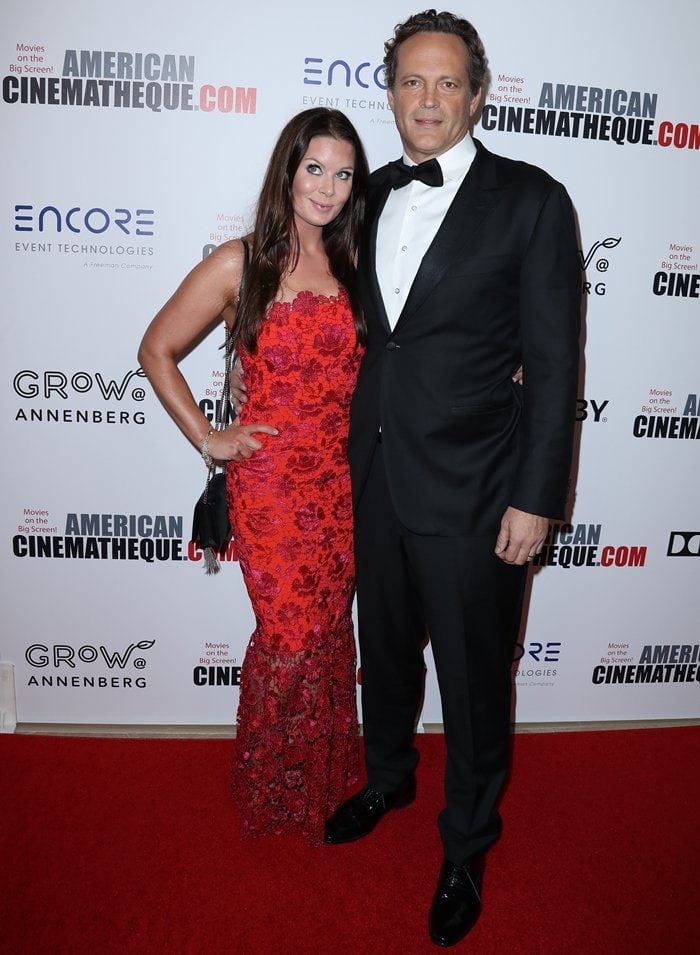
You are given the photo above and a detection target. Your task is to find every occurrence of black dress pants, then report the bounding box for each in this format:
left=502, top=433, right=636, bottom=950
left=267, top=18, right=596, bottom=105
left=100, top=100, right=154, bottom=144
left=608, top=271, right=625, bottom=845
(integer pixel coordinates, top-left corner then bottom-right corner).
left=354, top=442, right=527, bottom=863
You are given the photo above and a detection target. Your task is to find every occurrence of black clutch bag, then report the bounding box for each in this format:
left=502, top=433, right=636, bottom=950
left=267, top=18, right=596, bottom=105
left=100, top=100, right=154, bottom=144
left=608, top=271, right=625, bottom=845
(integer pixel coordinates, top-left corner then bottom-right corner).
left=191, top=471, right=232, bottom=574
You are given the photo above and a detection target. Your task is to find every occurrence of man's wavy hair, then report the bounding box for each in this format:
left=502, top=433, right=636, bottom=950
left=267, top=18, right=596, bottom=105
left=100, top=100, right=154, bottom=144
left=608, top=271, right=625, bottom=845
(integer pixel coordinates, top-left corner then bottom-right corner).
left=235, top=108, right=369, bottom=352
left=383, top=9, right=488, bottom=95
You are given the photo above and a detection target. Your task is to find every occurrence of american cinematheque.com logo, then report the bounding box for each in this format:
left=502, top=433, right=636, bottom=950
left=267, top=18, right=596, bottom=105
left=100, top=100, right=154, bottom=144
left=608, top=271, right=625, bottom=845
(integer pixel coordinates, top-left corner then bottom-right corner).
left=531, top=523, right=646, bottom=569
left=12, top=508, right=236, bottom=569
left=652, top=241, right=699, bottom=299
left=633, top=391, right=700, bottom=440
left=13, top=511, right=186, bottom=562
left=483, top=79, right=698, bottom=150
left=4, top=45, right=256, bottom=113
left=592, top=642, right=700, bottom=686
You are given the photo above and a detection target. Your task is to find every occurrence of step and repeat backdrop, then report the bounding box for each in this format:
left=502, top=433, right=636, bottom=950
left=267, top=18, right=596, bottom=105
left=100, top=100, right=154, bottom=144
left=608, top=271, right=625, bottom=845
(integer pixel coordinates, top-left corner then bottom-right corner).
left=2, top=0, right=698, bottom=727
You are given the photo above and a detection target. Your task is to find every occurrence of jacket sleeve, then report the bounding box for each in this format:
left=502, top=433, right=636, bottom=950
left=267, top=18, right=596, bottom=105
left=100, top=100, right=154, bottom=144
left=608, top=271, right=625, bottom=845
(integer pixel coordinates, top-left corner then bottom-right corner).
left=509, top=180, right=581, bottom=519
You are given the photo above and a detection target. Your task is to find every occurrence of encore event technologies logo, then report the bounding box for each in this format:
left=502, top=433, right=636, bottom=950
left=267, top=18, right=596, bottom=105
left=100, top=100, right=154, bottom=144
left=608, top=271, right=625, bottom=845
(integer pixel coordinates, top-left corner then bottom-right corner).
left=301, top=52, right=393, bottom=116
left=513, top=639, right=561, bottom=686
left=14, top=202, right=156, bottom=265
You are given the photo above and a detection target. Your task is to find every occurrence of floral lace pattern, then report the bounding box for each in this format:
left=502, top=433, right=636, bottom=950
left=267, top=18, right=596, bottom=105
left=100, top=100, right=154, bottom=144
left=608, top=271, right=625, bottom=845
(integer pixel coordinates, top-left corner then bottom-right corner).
left=228, top=289, right=363, bottom=844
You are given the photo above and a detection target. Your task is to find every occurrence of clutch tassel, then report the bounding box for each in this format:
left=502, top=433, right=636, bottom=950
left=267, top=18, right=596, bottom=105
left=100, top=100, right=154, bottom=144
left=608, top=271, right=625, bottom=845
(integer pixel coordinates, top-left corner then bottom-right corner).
left=203, top=547, right=222, bottom=575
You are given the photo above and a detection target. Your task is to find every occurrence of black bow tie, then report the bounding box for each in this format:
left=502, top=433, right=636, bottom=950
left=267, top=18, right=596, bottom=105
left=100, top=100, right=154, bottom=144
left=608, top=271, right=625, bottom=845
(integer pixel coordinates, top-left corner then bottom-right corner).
left=388, top=158, right=444, bottom=190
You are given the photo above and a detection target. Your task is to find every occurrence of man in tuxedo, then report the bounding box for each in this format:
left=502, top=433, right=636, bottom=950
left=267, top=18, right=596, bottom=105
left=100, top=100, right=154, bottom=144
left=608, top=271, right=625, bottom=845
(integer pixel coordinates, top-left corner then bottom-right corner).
left=324, top=10, right=581, bottom=947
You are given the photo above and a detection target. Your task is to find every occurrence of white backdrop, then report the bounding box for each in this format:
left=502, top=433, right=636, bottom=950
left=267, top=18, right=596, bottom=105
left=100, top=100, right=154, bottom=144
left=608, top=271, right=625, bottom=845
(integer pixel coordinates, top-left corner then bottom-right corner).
left=2, top=0, right=698, bottom=728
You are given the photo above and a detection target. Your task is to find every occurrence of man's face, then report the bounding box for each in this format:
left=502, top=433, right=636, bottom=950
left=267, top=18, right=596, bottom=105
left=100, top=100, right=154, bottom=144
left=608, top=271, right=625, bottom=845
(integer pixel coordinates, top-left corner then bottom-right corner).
left=387, top=31, right=481, bottom=162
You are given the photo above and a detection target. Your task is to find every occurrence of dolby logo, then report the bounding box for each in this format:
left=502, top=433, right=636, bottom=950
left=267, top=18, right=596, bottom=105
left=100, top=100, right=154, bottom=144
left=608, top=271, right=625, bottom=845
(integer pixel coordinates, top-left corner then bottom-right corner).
left=667, top=531, right=700, bottom=557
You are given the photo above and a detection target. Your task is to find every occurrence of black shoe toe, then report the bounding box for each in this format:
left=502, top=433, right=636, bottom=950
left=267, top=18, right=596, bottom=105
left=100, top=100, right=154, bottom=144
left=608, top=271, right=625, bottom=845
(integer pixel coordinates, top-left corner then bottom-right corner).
left=324, top=776, right=416, bottom=844
left=428, top=856, right=484, bottom=947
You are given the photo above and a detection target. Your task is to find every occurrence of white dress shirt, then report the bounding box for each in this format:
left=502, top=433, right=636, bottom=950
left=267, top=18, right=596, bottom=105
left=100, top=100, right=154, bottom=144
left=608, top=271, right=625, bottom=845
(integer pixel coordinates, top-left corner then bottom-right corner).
left=376, top=134, right=477, bottom=330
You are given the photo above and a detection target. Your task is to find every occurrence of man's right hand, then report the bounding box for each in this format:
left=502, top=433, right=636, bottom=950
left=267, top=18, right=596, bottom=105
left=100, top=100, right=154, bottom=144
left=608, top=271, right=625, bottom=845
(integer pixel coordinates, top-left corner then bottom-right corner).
left=229, top=356, right=248, bottom=416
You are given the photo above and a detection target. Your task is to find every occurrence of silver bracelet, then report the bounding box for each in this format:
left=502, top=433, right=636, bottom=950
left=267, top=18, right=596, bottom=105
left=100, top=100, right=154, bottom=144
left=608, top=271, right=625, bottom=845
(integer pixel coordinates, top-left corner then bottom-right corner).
left=200, top=428, right=214, bottom=468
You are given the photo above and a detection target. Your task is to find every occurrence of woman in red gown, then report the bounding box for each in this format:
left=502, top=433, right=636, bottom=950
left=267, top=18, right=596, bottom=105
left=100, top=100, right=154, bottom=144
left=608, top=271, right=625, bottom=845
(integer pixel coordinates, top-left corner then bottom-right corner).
left=139, top=109, right=369, bottom=844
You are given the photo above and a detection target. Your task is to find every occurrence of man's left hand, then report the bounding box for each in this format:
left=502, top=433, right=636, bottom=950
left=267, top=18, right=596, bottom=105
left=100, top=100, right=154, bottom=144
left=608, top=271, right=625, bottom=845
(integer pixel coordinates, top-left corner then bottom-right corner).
left=494, top=507, right=548, bottom=565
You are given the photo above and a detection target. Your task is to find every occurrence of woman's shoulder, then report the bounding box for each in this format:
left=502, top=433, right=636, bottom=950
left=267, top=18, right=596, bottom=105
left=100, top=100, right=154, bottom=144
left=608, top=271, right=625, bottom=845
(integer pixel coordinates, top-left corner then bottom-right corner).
left=206, top=236, right=254, bottom=327
left=202, top=235, right=253, bottom=298
left=208, top=235, right=252, bottom=271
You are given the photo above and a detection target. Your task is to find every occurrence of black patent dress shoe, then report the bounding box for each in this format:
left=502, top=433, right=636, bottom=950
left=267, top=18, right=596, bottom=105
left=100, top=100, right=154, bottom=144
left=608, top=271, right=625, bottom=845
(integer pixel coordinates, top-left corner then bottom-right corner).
left=323, top=776, right=416, bottom=844
left=428, top=855, right=485, bottom=947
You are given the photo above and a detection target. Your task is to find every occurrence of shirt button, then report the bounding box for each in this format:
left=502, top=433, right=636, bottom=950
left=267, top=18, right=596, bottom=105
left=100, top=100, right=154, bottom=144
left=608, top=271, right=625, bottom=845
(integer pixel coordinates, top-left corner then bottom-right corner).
left=394, top=288, right=400, bottom=294
left=411, top=205, right=417, bottom=211
left=401, top=245, right=408, bottom=252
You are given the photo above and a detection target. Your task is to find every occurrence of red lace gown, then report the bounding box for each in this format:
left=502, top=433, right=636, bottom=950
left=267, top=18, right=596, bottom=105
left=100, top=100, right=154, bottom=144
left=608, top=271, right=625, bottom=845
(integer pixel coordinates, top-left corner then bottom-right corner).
left=227, top=288, right=363, bottom=844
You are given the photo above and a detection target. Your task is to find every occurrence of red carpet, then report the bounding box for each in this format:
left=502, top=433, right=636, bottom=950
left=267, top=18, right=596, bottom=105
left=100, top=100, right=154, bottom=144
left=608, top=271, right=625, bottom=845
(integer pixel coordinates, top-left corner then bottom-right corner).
left=3, top=727, right=698, bottom=954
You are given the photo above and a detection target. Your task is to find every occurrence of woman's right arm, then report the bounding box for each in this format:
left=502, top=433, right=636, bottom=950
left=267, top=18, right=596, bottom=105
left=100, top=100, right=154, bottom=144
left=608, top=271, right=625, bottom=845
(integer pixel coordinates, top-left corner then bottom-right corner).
left=138, top=240, right=277, bottom=461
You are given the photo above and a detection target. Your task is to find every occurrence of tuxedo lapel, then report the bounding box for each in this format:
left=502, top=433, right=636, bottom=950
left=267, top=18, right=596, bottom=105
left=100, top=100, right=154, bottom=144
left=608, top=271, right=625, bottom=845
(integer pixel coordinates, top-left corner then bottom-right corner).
left=395, top=142, right=502, bottom=330
left=360, top=180, right=393, bottom=333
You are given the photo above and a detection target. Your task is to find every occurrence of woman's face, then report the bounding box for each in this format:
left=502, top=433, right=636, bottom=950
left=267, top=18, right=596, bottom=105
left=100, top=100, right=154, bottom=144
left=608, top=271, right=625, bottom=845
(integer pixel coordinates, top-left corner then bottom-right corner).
left=291, top=135, right=356, bottom=230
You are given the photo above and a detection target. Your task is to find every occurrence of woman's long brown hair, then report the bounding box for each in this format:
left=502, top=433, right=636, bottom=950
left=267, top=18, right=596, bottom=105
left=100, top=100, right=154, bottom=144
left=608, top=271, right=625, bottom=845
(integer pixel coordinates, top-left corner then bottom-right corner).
left=234, top=107, right=369, bottom=352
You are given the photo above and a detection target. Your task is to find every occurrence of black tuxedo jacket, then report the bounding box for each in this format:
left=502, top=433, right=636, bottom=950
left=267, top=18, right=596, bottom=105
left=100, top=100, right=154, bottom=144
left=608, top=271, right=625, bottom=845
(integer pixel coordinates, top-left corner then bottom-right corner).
left=348, top=139, right=581, bottom=536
